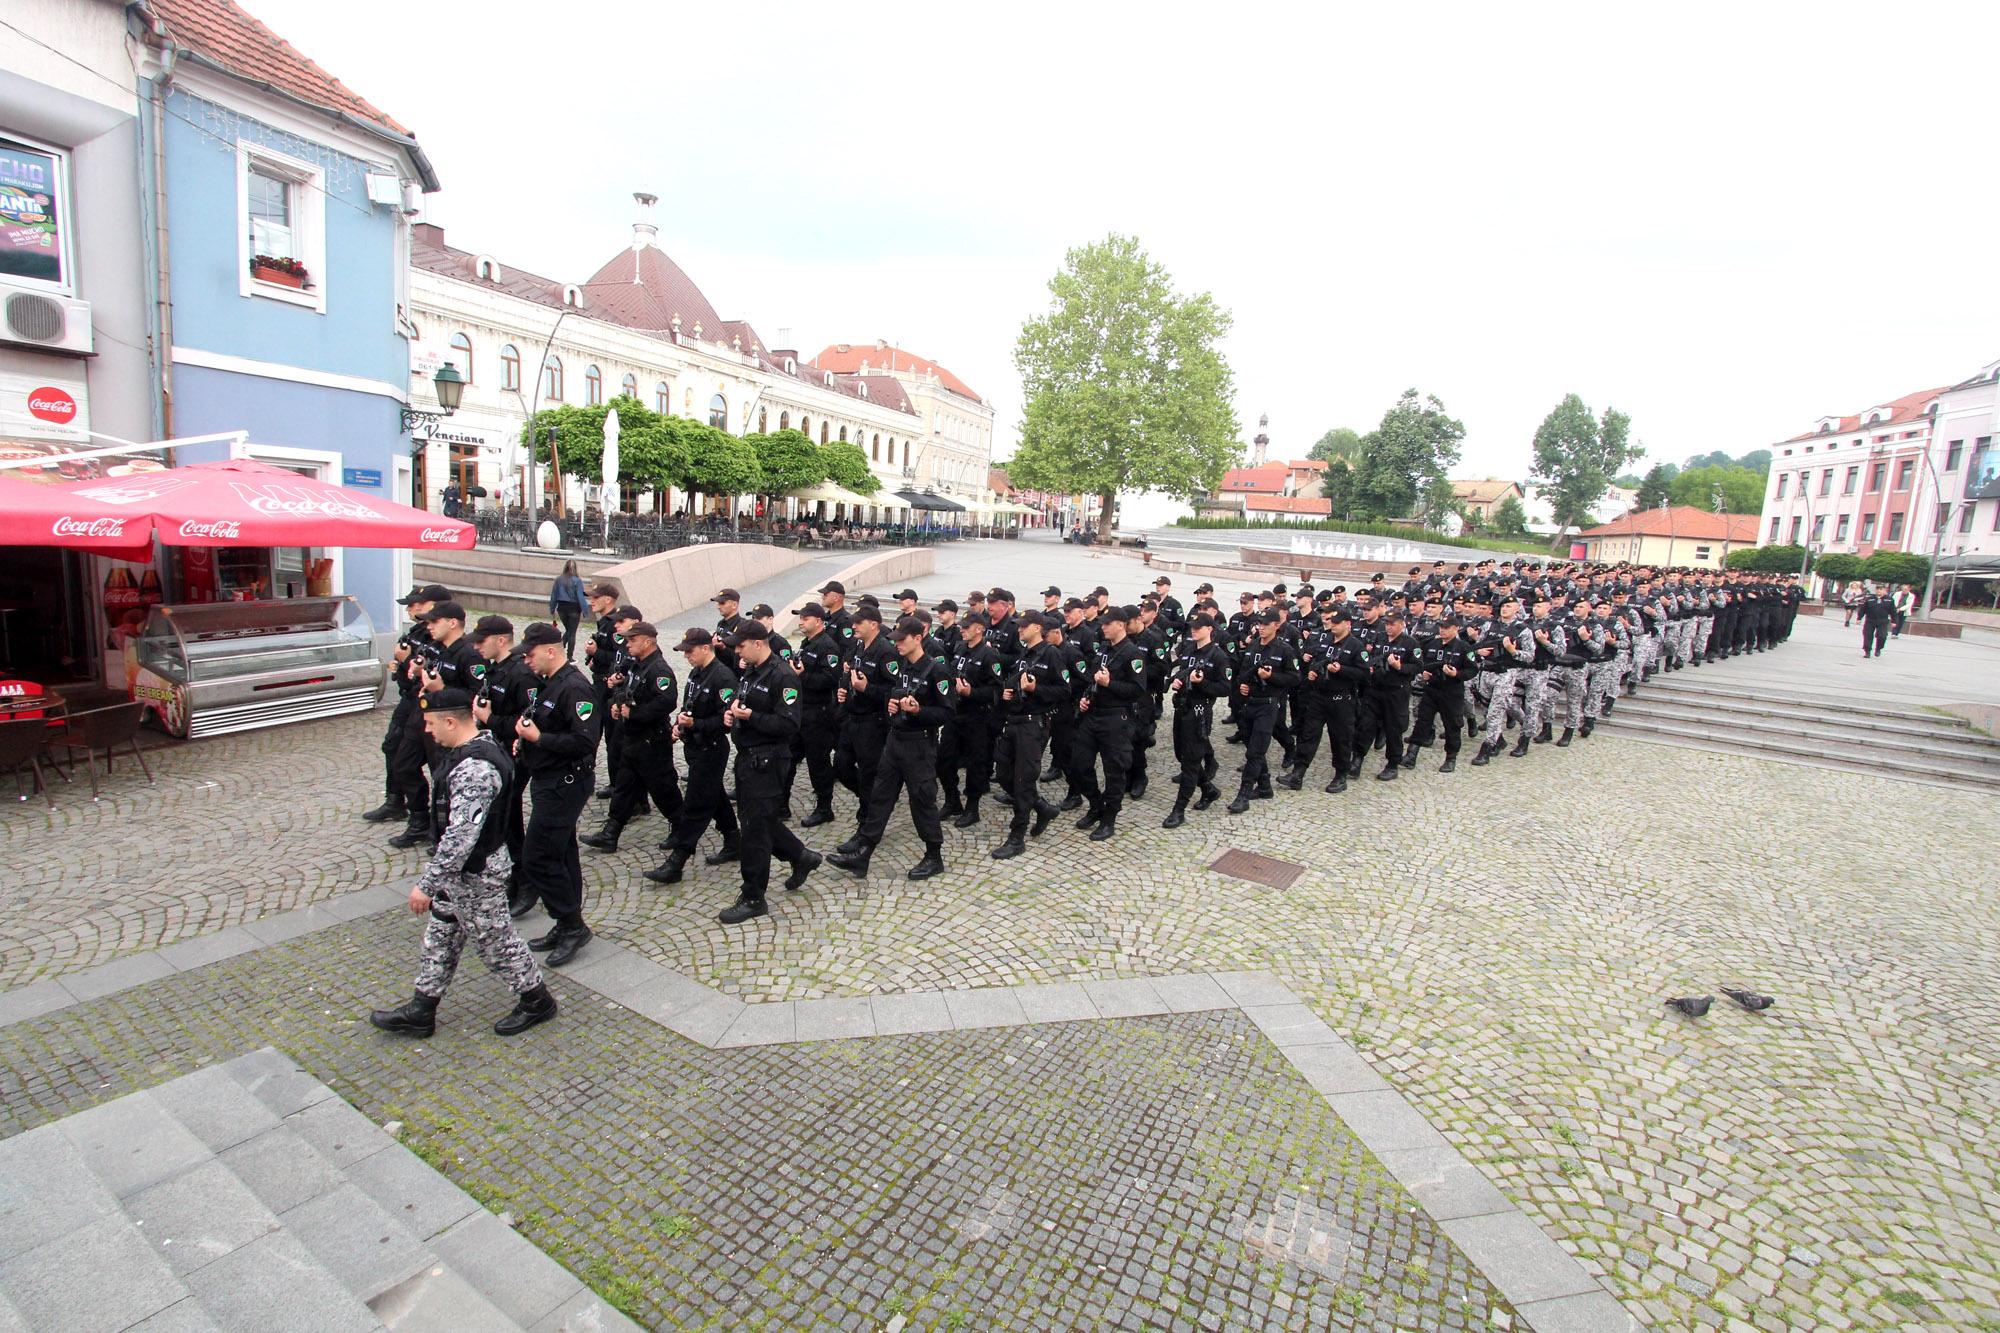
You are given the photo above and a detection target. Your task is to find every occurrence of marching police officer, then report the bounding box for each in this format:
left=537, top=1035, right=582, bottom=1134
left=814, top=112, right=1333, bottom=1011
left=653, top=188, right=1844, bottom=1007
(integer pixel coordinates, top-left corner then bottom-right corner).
left=1073, top=605, right=1149, bottom=840
left=365, top=583, right=445, bottom=829
left=648, top=627, right=741, bottom=884
left=1405, top=614, right=1478, bottom=772
left=829, top=617, right=954, bottom=879
left=792, top=604, right=844, bottom=827
left=1228, top=609, right=1299, bottom=813
left=990, top=612, right=1071, bottom=858
left=717, top=621, right=820, bottom=923
left=581, top=621, right=680, bottom=852
left=1163, top=611, right=1230, bottom=827
left=939, top=615, right=1003, bottom=827
left=465, top=615, right=536, bottom=917
left=390, top=601, right=483, bottom=849
left=833, top=606, right=898, bottom=845
left=512, top=621, right=601, bottom=968
left=1367, top=609, right=1420, bottom=780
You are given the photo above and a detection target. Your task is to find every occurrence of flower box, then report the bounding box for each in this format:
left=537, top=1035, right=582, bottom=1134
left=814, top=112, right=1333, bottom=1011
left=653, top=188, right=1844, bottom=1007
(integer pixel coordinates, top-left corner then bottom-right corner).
left=250, top=256, right=311, bottom=289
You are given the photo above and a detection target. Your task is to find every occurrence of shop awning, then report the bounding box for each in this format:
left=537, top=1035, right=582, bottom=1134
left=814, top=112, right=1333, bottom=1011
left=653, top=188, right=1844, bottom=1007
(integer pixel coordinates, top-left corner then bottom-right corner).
left=0, top=458, right=475, bottom=552
left=896, top=488, right=965, bottom=513
left=786, top=480, right=878, bottom=508
left=1935, top=552, right=2000, bottom=574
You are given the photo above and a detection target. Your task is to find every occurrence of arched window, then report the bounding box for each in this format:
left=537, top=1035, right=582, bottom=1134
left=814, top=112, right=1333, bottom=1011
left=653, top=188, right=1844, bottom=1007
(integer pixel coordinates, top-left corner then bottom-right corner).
left=779, top=411, right=790, bottom=432
left=584, top=365, right=603, bottom=405
left=655, top=381, right=670, bottom=414
left=903, top=440, right=911, bottom=466
left=684, top=387, right=693, bottom=414
left=872, top=434, right=881, bottom=459
left=820, top=421, right=829, bottom=444
left=798, top=416, right=808, bottom=439
left=449, top=332, right=473, bottom=383
left=838, top=426, right=848, bottom=442
left=542, top=355, right=563, bottom=403
left=708, top=394, right=728, bottom=429
left=500, top=344, right=520, bottom=392
left=871, top=436, right=879, bottom=462
left=758, top=408, right=768, bottom=433
left=621, top=372, right=638, bottom=400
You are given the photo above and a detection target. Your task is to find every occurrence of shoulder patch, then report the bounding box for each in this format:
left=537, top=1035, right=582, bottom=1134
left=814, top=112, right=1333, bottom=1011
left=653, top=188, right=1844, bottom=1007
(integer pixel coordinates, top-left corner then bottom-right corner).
left=937, top=678, right=950, bottom=696
left=1131, top=657, right=1145, bottom=671
left=469, top=662, right=487, bottom=680
left=575, top=700, right=594, bottom=720
left=656, top=675, right=672, bottom=689
left=782, top=687, right=799, bottom=704
left=719, top=688, right=734, bottom=702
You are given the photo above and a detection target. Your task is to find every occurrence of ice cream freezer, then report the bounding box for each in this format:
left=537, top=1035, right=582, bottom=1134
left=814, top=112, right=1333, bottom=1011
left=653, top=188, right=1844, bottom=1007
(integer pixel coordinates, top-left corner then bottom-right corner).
left=130, top=597, right=387, bottom=738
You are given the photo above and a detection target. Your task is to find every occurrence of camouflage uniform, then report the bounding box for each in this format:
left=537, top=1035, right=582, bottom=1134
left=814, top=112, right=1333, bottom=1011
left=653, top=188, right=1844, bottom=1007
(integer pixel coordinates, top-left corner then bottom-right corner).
left=1480, top=614, right=1536, bottom=746
left=1691, top=586, right=1717, bottom=661
left=413, top=738, right=542, bottom=1000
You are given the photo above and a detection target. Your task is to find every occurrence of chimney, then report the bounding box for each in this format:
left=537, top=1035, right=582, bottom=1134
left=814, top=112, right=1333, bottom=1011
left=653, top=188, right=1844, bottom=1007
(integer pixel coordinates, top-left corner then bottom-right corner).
left=412, top=221, right=443, bottom=248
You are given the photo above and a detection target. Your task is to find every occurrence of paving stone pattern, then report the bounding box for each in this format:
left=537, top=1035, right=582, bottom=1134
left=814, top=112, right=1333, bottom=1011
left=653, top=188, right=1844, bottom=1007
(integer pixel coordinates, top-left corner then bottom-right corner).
left=0, top=913, right=1510, bottom=1331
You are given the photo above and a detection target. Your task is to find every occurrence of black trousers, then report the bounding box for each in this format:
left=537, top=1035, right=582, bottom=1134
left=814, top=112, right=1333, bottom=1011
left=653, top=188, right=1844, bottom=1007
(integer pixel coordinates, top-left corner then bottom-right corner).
left=1409, top=688, right=1464, bottom=756
left=1125, top=694, right=1160, bottom=789
left=1353, top=686, right=1379, bottom=754
left=389, top=719, right=430, bottom=815
left=1272, top=694, right=1296, bottom=762
left=994, top=715, right=1055, bottom=834
left=1367, top=687, right=1412, bottom=765
left=1290, top=691, right=1328, bottom=771
left=557, top=606, right=581, bottom=656
left=669, top=740, right=739, bottom=853
left=1238, top=696, right=1279, bottom=789
left=524, top=766, right=592, bottom=925
left=1075, top=706, right=1135, bottom=812
left=799, top=702, right=839, bottom=805
left=609, top=738, right=682, bottom=826
left=504, top=763, right=528, bottom=871
left=379, top=696, right=413, bottom=797
left=939, top=708, right=996, bottom=801
left=734, top=746, right=805, bottom=899
left=835, top=713, right=888, bottom=827
left=1052, top=710, right=1084, bottom=793
left=860, top=730, right=944, bottom=848
left=1863, top=620, right=1890, bottom=655
left=1170, top=698, right=1218, bottom=792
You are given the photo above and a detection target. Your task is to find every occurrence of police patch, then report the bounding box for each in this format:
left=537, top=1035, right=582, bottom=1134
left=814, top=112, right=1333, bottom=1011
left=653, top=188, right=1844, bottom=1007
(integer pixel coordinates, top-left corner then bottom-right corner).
left=720, top=688, right=734, bottom=701
left=656, top=675, right=671, bottom=689
left=575, top=701, right=594, bottom=720
left=1131, top=658, right=1145, bottom=671
left=469, top=662, right=487, bottom=680
left=937, top=679, right=950, bottom=695
left=782, top=687, right=799, bottom=704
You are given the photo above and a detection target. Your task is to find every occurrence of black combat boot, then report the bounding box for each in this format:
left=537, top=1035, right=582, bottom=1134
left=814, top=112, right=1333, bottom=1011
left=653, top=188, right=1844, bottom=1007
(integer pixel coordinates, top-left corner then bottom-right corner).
left=827, top=842, right=873, bottom=876
left=494, top=983, right=557, bottom=1036
left=1509, top=734, right=1531, bottom=758
left=1400, top=746, right=1420, bottom=769
left=1600, top=697, right=1615, bottom=715
left=1030, top=800, right=1059, bottom=837
left=361, top=795, right=405, bottom=823
left=527, top=924, right=564, bottom=951
left=369, top=991, right=438, bottom=1038
left=1254, top=776, right=1274, bottom=800
left=835, top=831, right=867, bottom=855
left=939, top=787, right=964, bottom=819
left=1162, top=788, right=1191, bottom=828
left=800, top=800, right=836, bottom=828
left=1579, top=717, right=1595, bottom=738
left=1469, top=741, right=1494, bottom=767
left=546, top=924, right=592, bottom=967
left=953, top=796, right=981, bottom=829
left=594, top=783, right=615, bottom=799
left=1089, top=804, right=1118, bottom=842
left=1039, top=765, right=1062, bottom=783
left=1127, top=772, right=1148, bottom=801
left=1438, top=752, right=1457, bottom=773
left=1466, top=715, right=1480, bottom=739
left=1226, top=783, right=1252, bottom=815
left=704, top=833, right=740, bottom=865
left=1058, top=792, right=1083, bottom=812
left=1556, top=727, right=1574, bottom=747
left=386, top=816, right=432, bottom=850
left=506, top=876, right=537, bottom=919
left=1346, top=757, right=1364, bottom=779
left=991, top=831, right=1026, bottom=860
left=644, top=849, right=689, bottom=884
left=1275, top=767, right=1304, bottom=791
left=784, top=851, right=822, bottom=891
left=1536, top=721, right=1553, bottom=744
left=579, top=818, right=624, bottom=851
left=1195, top=783, right=1222, bottom=810
left=718, top=894, right=768, bottom=925
left=907, top=845, right=946, bottom=879
left=1324, top=773, right=1348, bottom=793
left=1075, top=803, right=1102, bottom=831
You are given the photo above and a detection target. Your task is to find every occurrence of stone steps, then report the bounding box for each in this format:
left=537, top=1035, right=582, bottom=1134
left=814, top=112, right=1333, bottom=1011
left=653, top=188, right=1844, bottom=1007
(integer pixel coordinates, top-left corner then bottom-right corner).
left=1608, top=697, right=2000, bottom=769
left=1639, top=673, right=1976, bottom=732
left=1610, top=687, right=1999, bottom=753
left=1599, top=700, right=2000, bottom=791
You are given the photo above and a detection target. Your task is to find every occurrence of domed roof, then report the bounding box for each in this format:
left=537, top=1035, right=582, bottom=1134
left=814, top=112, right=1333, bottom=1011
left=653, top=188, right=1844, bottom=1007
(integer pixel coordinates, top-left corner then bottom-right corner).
left=578, top=227, right=725, bottom=336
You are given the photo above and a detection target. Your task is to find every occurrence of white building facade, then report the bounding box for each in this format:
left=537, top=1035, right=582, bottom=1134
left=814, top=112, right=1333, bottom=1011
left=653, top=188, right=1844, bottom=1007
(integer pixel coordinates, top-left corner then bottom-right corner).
left=1928, top=361, right=2000, bottom=562
left=404, top=217, right=959, bottom=521
left=808, top=340, right=995, bottom=502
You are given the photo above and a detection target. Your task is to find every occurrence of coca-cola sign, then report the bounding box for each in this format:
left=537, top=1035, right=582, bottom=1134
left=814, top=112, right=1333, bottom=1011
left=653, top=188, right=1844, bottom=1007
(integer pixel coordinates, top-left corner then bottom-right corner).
left=418, top=527, right=461, bottom=544
left=52, top=516, right=127, bottom=539
left=177, top=519, right=241, bottom=540
left=227, top=481, right=382, bottom=521
left=26, top=388, right=78, bottom=425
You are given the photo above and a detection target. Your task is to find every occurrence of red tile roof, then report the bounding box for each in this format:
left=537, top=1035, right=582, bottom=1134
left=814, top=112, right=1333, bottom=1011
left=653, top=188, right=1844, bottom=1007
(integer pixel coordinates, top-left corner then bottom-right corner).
left=1247, top=495, right=1332, bottom=516
left=1784, top=386, right=1946, bottom=442
left=1577, top=506, right=1759, bottom=542
left=1288, top=459, right=1328, bottom=473
left=1217, top=463, right=1289, bottom=494
left=812, top=344, right=983, bottom=404
left=141, top=0, right=412, bottom=136
left=579, top=242, right=726, bottom=338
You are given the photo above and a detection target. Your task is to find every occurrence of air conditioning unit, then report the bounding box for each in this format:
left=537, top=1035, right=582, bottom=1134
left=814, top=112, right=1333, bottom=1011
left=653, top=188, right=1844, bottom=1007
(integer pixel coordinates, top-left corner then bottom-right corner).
left=0, top=283, right=94, bottom=355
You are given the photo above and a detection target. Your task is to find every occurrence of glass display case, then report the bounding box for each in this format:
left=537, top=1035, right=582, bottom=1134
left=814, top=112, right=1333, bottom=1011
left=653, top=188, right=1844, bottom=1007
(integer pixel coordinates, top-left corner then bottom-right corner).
left=130, top=597, right=386, bottom=738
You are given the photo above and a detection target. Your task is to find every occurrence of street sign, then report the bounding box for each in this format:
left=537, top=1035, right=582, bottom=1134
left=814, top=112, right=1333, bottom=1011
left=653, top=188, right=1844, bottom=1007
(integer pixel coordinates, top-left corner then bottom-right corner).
left=342, top=467, right=383, bottom=488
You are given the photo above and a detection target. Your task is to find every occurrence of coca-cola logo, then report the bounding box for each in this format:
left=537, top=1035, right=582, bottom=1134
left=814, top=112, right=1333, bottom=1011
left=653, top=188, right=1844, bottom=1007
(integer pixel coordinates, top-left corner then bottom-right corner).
left=228, top=481, right=380, bottom=521
left=26, top=387, right=79, bottom=425
left=418, top=527, right=460, bottom=544
left=178, top=519, right=241, bottom=540
left=52, top=516, right=127, bottom=538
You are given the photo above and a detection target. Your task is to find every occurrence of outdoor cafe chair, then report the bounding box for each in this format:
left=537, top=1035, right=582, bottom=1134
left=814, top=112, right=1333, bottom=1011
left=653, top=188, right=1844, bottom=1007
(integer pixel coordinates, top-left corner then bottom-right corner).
left=55, top=701, right=154, bottom=800
left=0, top=717, right=59, bottom=807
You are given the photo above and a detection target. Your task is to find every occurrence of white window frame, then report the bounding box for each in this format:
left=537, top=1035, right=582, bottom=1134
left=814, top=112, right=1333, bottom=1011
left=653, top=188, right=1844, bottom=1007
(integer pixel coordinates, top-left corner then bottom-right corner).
left=0, top=131, right=77, bottom=294
left=237, top=142, right=327, bottom=314
left=228, top=438, right=345, bottom=593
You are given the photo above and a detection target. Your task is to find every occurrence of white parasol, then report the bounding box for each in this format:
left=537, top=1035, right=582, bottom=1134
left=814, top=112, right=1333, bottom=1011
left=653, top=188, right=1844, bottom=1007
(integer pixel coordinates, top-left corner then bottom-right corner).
left=600, top=407, right=620, bottom=545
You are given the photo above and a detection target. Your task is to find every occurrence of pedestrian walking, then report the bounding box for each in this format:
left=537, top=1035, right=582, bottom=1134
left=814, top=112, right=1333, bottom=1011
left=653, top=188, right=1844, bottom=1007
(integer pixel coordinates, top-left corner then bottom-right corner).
left=548, top=559, right=588, bottom=655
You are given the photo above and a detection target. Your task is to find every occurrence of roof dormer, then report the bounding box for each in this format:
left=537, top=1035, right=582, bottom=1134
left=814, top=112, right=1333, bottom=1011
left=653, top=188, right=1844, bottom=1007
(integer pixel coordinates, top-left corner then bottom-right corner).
left=561, top=284, right=584, bottom=308
left=473, top=255, right=502, bottom=282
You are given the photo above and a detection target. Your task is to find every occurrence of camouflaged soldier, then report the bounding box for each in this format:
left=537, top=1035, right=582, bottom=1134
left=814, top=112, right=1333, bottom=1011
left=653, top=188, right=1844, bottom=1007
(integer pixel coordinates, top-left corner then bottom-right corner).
left=370, top=689, right=555, bottom=1039
left=1471, top=596, right=1536, bottom=764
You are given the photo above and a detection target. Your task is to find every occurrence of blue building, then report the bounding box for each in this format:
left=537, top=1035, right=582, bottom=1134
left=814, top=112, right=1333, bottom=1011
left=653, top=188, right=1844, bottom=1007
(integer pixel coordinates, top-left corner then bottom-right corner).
left=133, top=0, right=437, bottom=631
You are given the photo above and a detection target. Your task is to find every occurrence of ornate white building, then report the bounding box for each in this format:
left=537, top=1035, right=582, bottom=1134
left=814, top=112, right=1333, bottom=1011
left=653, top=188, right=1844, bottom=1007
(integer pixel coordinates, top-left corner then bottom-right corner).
left=403, top=207, right=987, bottom=520
left=808, top=341, right=995, bottom=500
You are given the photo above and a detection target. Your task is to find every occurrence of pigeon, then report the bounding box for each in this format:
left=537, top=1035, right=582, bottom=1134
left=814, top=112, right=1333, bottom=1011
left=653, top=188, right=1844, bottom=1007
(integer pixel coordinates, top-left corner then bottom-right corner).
left=1722, top=986, right=1775, bottom=1012
left=1664, top=996, right=1713, bottom=1018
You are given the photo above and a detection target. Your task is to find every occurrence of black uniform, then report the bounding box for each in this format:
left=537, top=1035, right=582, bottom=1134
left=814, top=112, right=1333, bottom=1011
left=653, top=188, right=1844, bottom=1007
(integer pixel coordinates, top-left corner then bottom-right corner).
left=729, top=653, right=809, bottom=900
left=1409, top=633, right=1478, bottom=758
left=994, top=639, right=1072, bottom=839
left=586, top=613, right=622, bottom=780
left=939, top=638, right=1003, bottom=809
left=477, top=648, right=535, bottom=873
left=666, top=658, right=741, bottom=854
left=381, top=620, right=432, bottom=813
left=858, top=653, right=954, bottom=850
left=1074, top=635, right=1149, bottom=820
left=606, top=649, right=682, bottom=829
left=1367, top=630, right=1420, bottom=767
left=1293, top=626, right=1367, bottom=782
left=835, top=632, right=900, bottom=829
left=793, top=627, right=845, bottom=814
left=1126, top=622, right=1171, bottom=793
left=1858, top=592, right=1894, bottom=657
left=399, top=634, right=482, bottom=835
left=515, top=663, right=601, bottom=928
left=1234, top=634, right=1300, bottom=797
left=1168, top=638, right=1231, bottom=797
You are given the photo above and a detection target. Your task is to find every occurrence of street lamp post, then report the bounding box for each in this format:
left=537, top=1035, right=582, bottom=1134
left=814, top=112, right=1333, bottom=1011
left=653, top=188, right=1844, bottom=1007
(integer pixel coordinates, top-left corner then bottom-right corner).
left=514, top=309, right=574, bottom=539
left=401, top=363, right=465, bottom=510
left=1915, top=448, right=1947, bottom=620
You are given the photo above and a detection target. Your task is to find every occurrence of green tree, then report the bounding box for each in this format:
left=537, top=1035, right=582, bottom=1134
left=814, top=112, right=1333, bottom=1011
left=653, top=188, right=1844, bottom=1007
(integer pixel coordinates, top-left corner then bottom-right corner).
left=1634, top=462, right=1677, bottom=510
left=1528, top=393, right=1639, bottom=549
left=1682, top=449, right=1733, bottom=471
left=1309, top=427, right=1363, bottom=466
left=1010, top=233, right=1239, bottom=531
left=1319, top=458, right=1356, bottom=520
left=519, top=397, right=692, bottom=511
left=1613, top=472, right=1645, bottom=489
left=1813, top=552, right=1863, bottom=583
left=1726, top=543, right=1810, bottom=573
left=1670, top=464, right=1765, bottom=514
left=743, top=428, right=825, bottom=529
left=682, top=426, right=761, bottom=517
left=1349, top=388, right=1465, bottom=520
left=1491, top=494, right=1530, bottom=536
left=818, top=441, right=879, bottom=495
left=1860, top=550, right=1929, bottom=586
left=1735, top=449, right=1773, bottom=474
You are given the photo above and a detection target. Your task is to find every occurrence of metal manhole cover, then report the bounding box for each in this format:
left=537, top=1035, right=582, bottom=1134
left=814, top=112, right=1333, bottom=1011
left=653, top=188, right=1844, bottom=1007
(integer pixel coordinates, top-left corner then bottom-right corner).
left=1209, top=849, right=1304, bottom=890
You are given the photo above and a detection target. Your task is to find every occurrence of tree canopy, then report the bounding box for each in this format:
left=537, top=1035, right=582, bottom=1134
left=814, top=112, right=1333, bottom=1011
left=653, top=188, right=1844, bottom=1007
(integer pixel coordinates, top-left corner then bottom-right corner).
left=1318, top=459, right=1355, bottom=519
left=1725, top=544, right=1810, bottom=573
left=1634, top=462, right=1677, bottom=509
left=1491, top=494, right=1529, bottom=536
left=819, top=441, right=879, bottom=495
left=1528, top=393, right=1638, bottom=545
left=1684, top=448, right=1772, bottom=476
left=1348, top=389, right=1465, bottom=521
left=1308, top=427, right=1363, bottom=466
left=1670, top=464, right=1765, bottom=514
left=744, top=429, right=824, bottom=497
left=1009, top=233, right=1238, bottom=531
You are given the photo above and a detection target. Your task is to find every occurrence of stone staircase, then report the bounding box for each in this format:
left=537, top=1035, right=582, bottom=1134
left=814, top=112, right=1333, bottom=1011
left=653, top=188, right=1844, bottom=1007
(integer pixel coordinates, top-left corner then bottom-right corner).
left=413, top=547, right=622, bottom=620
left=1598, top=674, right=2000, bottom=790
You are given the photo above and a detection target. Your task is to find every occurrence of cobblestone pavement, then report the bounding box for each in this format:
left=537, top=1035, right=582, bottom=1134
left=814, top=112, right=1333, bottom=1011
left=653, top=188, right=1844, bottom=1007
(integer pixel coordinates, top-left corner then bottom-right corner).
left=0, top=913, right=1511, bottom=1331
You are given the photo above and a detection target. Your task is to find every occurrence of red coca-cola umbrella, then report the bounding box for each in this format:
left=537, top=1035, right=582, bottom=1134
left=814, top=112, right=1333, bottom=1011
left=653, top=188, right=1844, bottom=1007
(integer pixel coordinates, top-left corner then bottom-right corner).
left=0, top=472, right=158, bottom=559
left=1, top=458, right=475, bottom=551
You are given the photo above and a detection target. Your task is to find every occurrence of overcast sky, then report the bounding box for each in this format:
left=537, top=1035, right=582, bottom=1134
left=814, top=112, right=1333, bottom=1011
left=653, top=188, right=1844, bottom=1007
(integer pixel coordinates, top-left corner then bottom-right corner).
left=249, top=0, right=1998, bottom=478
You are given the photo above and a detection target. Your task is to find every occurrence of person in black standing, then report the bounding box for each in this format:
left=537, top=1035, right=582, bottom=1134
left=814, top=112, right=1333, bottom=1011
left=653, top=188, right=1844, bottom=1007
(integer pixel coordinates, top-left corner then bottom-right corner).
left=829, top=618, right=954, bottom=879
left=1045, top=614, right=1089, bottom=807
left=1405, top=614, right=1478, bottom=772
left=647, top=628, right=740, bottom=884
left=990, top=612, right=1070, bottom=859
left=792, top=604, right=844, bottom=828
left=1858, top=585, right=1895, bottom=658
left=939, top=615, right=1002, bottom=827
left=833, top=606, right=897, bottom=849
left=1228, top=610, right=1300, bottom=813
left=466, top=615, right=536, bottom=917
left=512, top=621, right=601, bottom=968
left=1073, top=606, right=1148, bottom=841
left=1367, top=609, right=1420, bottom=780
left=716, top=621, right=820, bottom=923
left=1125, top=602, right=1170, bottom=800
left=581, top=622, right=680, bottom=852
left=366, top=584, right=445, bottom=828
left=391, top=601, right=483, bottom=849
left=1162, top=611, right=1230, bottom=828
left=580, top=583, right=622, bottom=796
left=713, top=588, right=745, bottom=637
